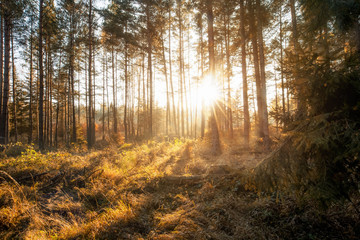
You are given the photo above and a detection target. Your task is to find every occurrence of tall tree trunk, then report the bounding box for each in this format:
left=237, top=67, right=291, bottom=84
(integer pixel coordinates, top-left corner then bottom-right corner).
left=161, top=32, right=170, bottom=136
left=290, top=0, right=305, bottom=117
left=49, top=50, right=53, bottom=147
left=46, top=26, right=50, bottom=145
left=168, top=6, right=177, bottom=136
left=102, top=52, right=105, bottom=140
left=124, top=44, right=128, bottom=141
left=70, top=11, right=76, bottom=143
left=146, top=3, right=153, bottom=138
left=106, top=52, right=110, bottom=136
left=112, top=46, right=118, bottom=135
left=220, top=36, right=226, bottom=133
left=240, top=0, right=250, bottom=148
left=206, top=0, right=221, bottom=154
left=87, top=0, right=94, bottom=149
left=131, top=64, right=136, bottom=137
left=0, top=16, right=3, bottom=118
left=199, top=15, right=205, bottom=139
left=183, top=53, right=189, bottom=136
left=38, top=0, right=44, bottom=149
left=84, top=50, right=87, bottom=141
left=92, top=41, right=96, bottom=144
left=256, top=0, right=270, bottom=146
left=279, top=6, right=286, bottom=116
left=177, top=0, right=184, bottom=137
left=55, top=52, right=61, bottom=147
left=146, top=48, right=149, bottom=136
left=187, top=20, right=192, bottom=137
left=275, top=72, right=279, bottom=132
left=28, top=20, right=33, bottom=143
left=78, top=64, right=80, bottom=125
left=248, top=0, right=264, bottom=140
left=142, top=51, right=145, bottom=137
left=64, top=83, right=67, bottom=145
left=55, top=101, right=59, bottom=147
left=225, top=12, right=233, bottom=138
left=45, top=42, right=49, bottom=146
left=67, top=61, right=71, bottom=147
left=11, top=28, right=17, bottom=142
left=137, top=59, right=141, bottom=137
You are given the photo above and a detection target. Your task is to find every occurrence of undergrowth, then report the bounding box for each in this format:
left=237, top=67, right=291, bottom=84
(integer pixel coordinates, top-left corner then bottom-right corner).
left=0, top=138, right=359, bottom=239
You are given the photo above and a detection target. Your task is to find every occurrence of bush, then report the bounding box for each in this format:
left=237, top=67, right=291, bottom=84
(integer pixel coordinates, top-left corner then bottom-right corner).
left=3, top=142, right=29, bottom=158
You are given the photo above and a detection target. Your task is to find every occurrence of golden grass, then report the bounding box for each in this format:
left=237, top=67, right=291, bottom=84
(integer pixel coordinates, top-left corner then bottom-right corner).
left=0, top=137, right=358, bottom=239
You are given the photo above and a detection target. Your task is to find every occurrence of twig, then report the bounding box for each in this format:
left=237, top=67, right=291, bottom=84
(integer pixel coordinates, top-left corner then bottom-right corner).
left=17, top=170, right=55, bottom=183
left=0, top=170, right=28, bottom=203
left=0, top=170, right=21, bottom=188
left=84, top=169, right=104, bottom=181
left=39, top=171, right=66, bottom=191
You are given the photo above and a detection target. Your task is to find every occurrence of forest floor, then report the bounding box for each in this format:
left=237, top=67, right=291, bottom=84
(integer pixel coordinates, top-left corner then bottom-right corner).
left=0, top=137, right=359, bottom=239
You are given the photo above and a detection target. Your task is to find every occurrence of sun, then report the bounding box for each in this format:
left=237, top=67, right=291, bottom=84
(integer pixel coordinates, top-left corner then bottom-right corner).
left=197, top=75, right=220, bottom=107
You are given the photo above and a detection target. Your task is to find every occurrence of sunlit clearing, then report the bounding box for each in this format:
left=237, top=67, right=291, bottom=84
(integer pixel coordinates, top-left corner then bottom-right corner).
left=198, top=75, right=220, bottom=107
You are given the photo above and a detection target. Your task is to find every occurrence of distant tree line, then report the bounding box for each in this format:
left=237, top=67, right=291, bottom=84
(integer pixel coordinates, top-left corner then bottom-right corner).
left=0, top=0, right=359, bottom=162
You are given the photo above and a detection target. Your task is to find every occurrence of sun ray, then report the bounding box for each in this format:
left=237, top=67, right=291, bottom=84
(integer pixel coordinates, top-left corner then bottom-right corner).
left=197, top=74, right=220, bottom=108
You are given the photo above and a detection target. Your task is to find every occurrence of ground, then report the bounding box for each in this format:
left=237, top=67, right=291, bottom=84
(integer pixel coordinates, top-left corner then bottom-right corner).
left=0, top=138, right=358, bottom=239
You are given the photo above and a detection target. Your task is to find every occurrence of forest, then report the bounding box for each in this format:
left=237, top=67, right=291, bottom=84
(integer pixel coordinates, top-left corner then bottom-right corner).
left=0, top=0, right=359, bottom=239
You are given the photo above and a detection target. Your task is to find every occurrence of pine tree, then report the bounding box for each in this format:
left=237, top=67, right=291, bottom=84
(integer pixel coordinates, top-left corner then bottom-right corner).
left=206, top=0, right=221, bottom=154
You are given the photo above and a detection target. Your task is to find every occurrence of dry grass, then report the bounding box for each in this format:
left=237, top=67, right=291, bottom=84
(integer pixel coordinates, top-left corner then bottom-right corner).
left=0, top=138, right=358, bottom=239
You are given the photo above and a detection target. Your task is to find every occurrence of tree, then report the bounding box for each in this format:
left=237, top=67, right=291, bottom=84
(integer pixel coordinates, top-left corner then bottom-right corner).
left=248, top=0, right=262, bottom=139
left=206, top=0, right=221, bottom=154
left=11, top=28, right=18, bottom=142
left=0, top=10, right=7, bottom=145
left=0, top=16, right=3, bottom=118
left=239, top=0, right=250, bottom=148
left=0, top=0, right=23, bottom=144
left=87, top=0, right=95, bottom=149
left=256, top=0, right=360, bottom=206
left=255, top=0, right=270, bottom=146
left=38, top=0, right=45, bottom=149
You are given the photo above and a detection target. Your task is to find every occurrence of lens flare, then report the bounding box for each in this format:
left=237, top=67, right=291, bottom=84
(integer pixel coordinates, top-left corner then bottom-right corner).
left=198, top=75, right=220, bottom=107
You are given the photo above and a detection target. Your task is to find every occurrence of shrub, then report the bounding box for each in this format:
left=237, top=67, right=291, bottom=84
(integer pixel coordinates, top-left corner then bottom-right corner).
left=4, top=142, right=29, bottom=158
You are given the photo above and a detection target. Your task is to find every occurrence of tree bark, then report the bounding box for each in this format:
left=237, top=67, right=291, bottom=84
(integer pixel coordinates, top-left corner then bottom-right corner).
left=142, top=51, right=145, bottom=137
left=248, top=0, right=264, bottom=140
left=106, top=52, right=110, bottom=136
left=28, top=20, right=33, bottom=143
left=290, top=0, right=305, bottom=117
left=199, top=15, right=205, bottom=139
left=124, top=44, right=128, bottom=140
left=70, top=10, right=76, bottom=143
left=187, top=22, right=192, bottom=137
left=102, top=52, right=105, bottom=140
left=168, top=6, right=177, bottom=136
left=146, top=2, right=153, bottom=138
left=240, top=0, right=250, bottom=148
left=87, top=0, right=94, bottom=149
left=225, top=12, right=233, bottom=138
left=112, top=46, right=118, bottom=135
left=161, top=31, right=170, bottom=136
left=256, top=0, right=270, bottom=146
left=11, top=28, right=17, bottom=142
left=38, top=0, right=44, bottom=149
left=55, top=52, right=61, bottom=147
left=177, top=0, right=184, bottom=137
left=0, top=16, right=3, bottom=119
left=206, top=0, right=221, bottom=154
left=279, top=6, right=286, bottom=116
